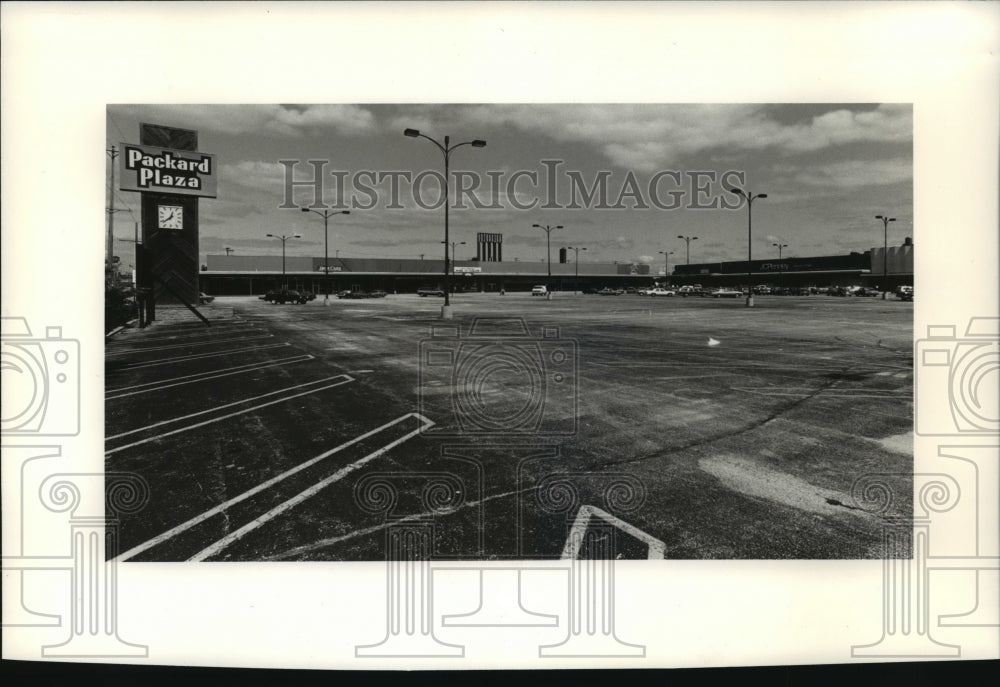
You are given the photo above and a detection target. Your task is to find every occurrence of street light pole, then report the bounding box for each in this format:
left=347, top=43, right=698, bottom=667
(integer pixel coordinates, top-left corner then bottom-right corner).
left=772, top=243, right=788, bottom=290
left=677, top=235, right=698, bottom=264
left=404, top=128, right=486, bottom=319
left=302, top=207, right=350, bottom=304
left=266, top=233, right=300, bottom=291
left=728, top=187, right=768, bottom=307
left=533, top=223, right=563, bottom=278
left=659, top=250, right=674, bottom=284
left=875, top=214, right=896, bottom=299
left=566, top=246, right=586, bottom=294
left=442, top=240, right=466, bottom=265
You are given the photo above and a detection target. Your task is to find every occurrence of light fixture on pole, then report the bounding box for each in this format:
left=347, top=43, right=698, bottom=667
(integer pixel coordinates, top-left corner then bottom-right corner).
left=532, top=224, right=563, bottom=278
left=875, top=215, right=896, bottom=300
left=659, top=250, right=674, bottom=283
left=266, top=233, right=301, bottom=291
left=566, top=246, right=587, bottom=294
left=404, top=128, right=486, bottom=319
left=442, top=240, right=467, bottom=266
left=224, top=247, right=234, bottom=256
left=728, top=187, right=768, bottom=307
left=302, top=207, right=351, bottom=304
left=772, top=242, right=788, bottom=290
left=676, top=235, right=698, bottom=264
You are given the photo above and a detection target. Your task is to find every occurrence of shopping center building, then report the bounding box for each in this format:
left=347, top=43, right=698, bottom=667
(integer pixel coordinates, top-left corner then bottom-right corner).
left=198, top=238, right=913, bottom=295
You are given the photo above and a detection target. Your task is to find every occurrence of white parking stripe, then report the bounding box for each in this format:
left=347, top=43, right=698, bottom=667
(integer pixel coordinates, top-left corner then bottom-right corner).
left=105, top=375, right=354, bottom=454
left=113, top=413, right=432, bottom=562
left=106, top=334, right=274, bottom=356
left=107, top=373, right=352, bottom=440
left=105, top=327, right=262, bottom=345
left=117, top=343, right=292, bottom=369
left=189, top=416, right=433, bottom=561
left=105, top=355, right=315, bottom=399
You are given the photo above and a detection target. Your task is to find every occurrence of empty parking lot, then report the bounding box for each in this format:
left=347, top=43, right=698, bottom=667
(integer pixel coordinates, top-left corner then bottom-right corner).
left=105, top=293, right=913, bottom=561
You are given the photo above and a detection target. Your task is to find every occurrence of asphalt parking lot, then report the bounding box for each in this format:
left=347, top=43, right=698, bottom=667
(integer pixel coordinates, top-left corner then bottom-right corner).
left=105, top=292, right=914, bottom=561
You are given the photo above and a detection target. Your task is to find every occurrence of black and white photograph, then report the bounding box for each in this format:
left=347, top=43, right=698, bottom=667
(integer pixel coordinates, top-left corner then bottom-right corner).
left=3, top=1, right=997, bottom=671
left=103, top=103, right=916, bottom=563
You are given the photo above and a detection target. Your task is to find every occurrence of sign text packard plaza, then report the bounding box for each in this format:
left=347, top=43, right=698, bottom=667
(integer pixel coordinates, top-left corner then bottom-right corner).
left=120, top=143, right=218, bottom=198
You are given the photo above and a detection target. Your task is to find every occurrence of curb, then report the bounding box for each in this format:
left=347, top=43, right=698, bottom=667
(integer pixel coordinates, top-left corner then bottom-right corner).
left=105, top=319, right=137, bottom=340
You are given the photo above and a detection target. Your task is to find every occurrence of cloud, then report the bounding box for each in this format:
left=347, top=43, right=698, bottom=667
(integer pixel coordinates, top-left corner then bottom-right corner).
left=119, top=104, right=377, bottom=137
left=792, top=158, right=912, bottom=188
left=394, top=104, right=912, bottom=173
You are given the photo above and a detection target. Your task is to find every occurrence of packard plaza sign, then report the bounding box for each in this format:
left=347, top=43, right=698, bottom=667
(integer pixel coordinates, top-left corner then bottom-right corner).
left=120, top=143, right=217, bottom=197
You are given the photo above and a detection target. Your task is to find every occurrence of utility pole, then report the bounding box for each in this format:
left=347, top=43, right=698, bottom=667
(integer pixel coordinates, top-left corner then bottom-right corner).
left=106, top=145, right=119, bottom=273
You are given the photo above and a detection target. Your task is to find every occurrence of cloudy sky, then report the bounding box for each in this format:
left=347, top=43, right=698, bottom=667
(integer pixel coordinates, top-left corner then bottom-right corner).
left=106, top=103, right=912, bottom=268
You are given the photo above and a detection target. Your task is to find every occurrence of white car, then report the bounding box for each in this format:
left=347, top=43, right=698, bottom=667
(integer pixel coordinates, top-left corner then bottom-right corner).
left=711, top=288, right=742, bottom=298
left=531, top=285, right=548, bottom=296
left=648, top=287, right=676, bottom=297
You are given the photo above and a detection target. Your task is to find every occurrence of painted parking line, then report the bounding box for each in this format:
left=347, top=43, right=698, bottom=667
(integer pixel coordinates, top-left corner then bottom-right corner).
left=189, top=415, right=434, bottom=561
left=105, top=333, right=274, bottom=356
left=561, top=505, right=666, bottom=560
left=114, top=413, right=433, bottom=562
left=105, top=354, right=315, bottom=399
left=105, top=327, right=263, bottom=346
left=116, top=343, right=292, bottom=370
left=105, top=374, right=355, bottom=455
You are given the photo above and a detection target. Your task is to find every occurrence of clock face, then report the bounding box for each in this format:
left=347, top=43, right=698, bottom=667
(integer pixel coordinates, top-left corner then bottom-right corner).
left=158, top=205, right=183, bottom=230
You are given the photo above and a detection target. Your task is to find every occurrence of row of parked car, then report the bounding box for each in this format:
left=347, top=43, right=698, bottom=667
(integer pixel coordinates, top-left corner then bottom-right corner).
left=587, top=285, right=743, bottom=298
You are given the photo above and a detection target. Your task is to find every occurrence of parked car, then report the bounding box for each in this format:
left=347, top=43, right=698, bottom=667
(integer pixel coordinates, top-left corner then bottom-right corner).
left=370, top=290, right=387, bottom=298
left=597, top=287, right=622, bottom=296
left=647, top=287, right=676, bottom=297
left=264, top=289, right=309, bottom=304
left=199, top=292, right=215, bottom=304
left=898, top=287, right=914, bottom=301
left=417, top=287, right=445, bottom=297
left=531, top=285, right=548, bottom=296
left=711, top=288, right=742, bottom=298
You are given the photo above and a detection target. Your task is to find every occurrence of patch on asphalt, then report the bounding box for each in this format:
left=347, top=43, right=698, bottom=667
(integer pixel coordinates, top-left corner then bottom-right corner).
left=874, top=431, right=912, bottom=455
left=698, top=454, right=870, bottom=519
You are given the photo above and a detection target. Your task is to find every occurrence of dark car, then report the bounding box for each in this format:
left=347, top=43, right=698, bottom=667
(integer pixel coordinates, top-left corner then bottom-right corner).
left=417, top=287, right=445, bottom=297
left=265, top=289, right=309, bottom=304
